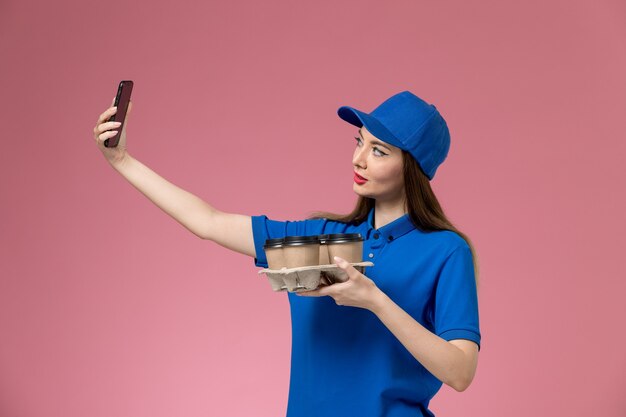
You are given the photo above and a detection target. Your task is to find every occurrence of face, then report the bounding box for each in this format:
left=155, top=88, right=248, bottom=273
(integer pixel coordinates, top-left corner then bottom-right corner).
left=352, top=126, right=405, bottom=204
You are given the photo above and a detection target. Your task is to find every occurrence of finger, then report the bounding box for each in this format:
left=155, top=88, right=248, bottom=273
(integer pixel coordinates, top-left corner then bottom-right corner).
left=97, top=106, right=117, bottom=125
left=297, top=285, right=333, bottom=297
left=97, top=130, right=118, bottom=142
left=106, top=96, right=117, bottom=118
left=327, top=279, right=350, bottom=291
left=333, top=256, right=361, bottom=280
left=94, top=121, right=122, bottom=134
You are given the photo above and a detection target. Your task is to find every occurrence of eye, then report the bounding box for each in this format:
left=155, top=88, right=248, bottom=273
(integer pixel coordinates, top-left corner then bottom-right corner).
left=354, top=136, right=387, bottom=156
left=373, top=147, right=387, bottom=157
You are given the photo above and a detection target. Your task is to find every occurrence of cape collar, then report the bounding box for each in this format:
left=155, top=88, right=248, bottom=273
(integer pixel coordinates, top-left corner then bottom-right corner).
left=366, top=206, right=416, bottom=242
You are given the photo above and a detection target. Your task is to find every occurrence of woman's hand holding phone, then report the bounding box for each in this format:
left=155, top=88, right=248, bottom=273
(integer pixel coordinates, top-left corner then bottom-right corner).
left=93, top=95, right=132, bottom=167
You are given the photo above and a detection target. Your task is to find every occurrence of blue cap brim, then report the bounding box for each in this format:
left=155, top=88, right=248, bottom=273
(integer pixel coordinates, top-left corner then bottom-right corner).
left=337, top=106, right=405, bottom=151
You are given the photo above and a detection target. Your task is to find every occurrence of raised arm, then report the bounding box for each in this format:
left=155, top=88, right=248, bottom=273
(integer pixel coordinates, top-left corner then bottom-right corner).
left=109, top=155, right=256, bottom=257
left=93, top=101, right=256, bottom=258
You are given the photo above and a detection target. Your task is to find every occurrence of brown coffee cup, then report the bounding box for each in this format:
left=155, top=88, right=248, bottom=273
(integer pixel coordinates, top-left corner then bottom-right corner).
left=318, top=234, right=330, bottom=265
left=325, top=233, right=363, bottom=263
left=263, top=238, right=286, bottom=270
left=282, top=235, right=320, bottom=268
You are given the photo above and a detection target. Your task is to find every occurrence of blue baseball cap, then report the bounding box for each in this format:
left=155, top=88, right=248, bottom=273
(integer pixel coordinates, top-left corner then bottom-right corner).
left=337, top=91, right=451, bottom=180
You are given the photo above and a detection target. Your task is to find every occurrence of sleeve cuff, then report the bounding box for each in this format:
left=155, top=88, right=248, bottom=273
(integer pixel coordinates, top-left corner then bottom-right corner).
left=438, top=329, right=481, bottom=351
left=251, top=215, right=269, bottom=268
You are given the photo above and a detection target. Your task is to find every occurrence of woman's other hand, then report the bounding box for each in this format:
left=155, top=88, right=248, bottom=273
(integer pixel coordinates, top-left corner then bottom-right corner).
left=92, top=96, right=132, bottom=166
left=297, top=256, right=384, bottom=311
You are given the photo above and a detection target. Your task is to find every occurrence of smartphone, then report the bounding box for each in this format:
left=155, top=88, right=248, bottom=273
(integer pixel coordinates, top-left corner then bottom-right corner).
left=104, top=80, right=133, bottom=148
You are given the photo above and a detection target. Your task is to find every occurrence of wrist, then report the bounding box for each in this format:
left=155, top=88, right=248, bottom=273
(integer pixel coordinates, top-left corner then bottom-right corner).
left=368, top=287, right=390, bottom=315
left=109, top=152, right=132, bottom=171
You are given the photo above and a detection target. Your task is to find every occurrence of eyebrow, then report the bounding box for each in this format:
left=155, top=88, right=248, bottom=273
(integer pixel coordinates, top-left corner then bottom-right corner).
left=358, top=128, right=392, bottom=152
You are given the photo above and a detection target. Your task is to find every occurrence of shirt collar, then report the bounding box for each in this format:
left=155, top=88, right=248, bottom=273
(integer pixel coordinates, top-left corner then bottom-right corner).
left=366, top=206, right=416, bottom=242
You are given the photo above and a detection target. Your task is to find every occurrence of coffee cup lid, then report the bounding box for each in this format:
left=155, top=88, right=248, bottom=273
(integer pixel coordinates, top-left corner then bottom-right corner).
left=283, top=235, right=320, bottom=245
left=318, top=234, right=330, bottom=243
left=326, top=233, right=363, bottom=243
left=263, top=238, right=284, bottom=249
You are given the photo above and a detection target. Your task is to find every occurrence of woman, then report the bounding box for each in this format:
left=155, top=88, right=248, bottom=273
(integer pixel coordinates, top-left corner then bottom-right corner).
left=93, top=90, right=481, bottom=417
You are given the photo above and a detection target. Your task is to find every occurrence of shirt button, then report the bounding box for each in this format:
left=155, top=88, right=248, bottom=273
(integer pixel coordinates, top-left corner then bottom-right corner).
left=373, top=233, right=380, bottom=239
left=368, top=253, right=374, bottom=258
left=388, top=236, right=394, bottom=242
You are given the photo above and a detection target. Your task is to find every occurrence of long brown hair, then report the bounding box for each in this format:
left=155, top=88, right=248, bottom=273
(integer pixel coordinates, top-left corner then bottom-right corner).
left=306, top=150, right=480, bottom=290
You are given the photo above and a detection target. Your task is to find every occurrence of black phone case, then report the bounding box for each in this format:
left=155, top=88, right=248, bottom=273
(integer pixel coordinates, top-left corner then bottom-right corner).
left=104, top=80, right=133, bottom=148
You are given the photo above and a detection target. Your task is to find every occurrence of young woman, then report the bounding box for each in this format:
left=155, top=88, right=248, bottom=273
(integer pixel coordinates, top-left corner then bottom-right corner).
left=93, top=90, right=481, bottom=417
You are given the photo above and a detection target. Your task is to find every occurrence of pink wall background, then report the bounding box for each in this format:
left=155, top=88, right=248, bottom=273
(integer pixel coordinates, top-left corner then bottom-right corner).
left=1, top=0, right=625, bottom=416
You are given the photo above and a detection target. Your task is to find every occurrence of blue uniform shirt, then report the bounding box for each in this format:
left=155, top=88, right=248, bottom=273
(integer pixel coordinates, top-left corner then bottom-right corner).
left=251, top=207, right=481, bottom=417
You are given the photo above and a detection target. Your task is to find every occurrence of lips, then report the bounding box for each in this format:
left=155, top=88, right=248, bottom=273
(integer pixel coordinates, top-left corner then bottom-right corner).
left=354, top=171, right=368, bottom=184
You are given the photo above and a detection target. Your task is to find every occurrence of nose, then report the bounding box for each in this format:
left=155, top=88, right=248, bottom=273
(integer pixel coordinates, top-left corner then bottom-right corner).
left=353, top=145, right=367, bottom=169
